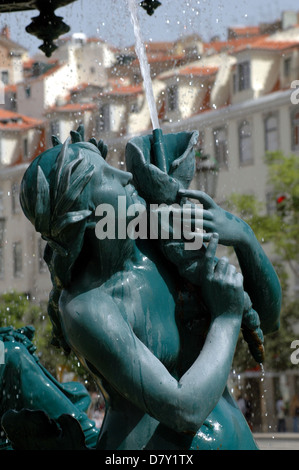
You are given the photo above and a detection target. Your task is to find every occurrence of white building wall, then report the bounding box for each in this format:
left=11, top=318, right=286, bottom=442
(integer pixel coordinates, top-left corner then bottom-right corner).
left=0, top=134, right=18, bottom=165
left=17, top=80, right=44, bottom=119
left=251, top=53, right=280, bottom=98
left=44, top=65, right=79, bottom=109
left=0, top=165, right=50, bottom=301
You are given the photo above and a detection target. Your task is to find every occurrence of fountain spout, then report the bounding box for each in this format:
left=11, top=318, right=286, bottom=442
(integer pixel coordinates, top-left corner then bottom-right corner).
left=152, top=128, right=169, bottom=173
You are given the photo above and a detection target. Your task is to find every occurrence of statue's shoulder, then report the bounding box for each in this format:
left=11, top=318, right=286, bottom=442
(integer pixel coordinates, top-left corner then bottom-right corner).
left=60, top=286, right=121, bottom=324
left=59, top=287, right=137, bottom=358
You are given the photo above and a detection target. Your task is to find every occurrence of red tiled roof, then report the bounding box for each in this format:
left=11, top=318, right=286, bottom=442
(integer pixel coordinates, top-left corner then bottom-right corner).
left=131, top=52, right=184, bottom=67
left=232, top=37, right=299, bottom=53
left=145, top=41, right=176, bottom=53
left=203, top=33, right=299, bottom=55
left=178, top=66, right=219, bottom=76
left=127, top=41, right=176, bottom=55
left=23, top=58, right=35, bottom=69
left=87, top=37, right=105, bottom=44
left=103, top=84, right=143, bottom=96
left=159, top=65, right=218, bottom=81
left=23, top=58, right=59, bottom=71
left=203, top=35, right=268, bottom=53
left=21, top=63, right=65, bottom=84
left=70, top=83, right=91, bottom=93
left=48, top=102, right=97, bottom=113
left=0, top=109, right=43, bottom=130
left=4, top=84, right=17, bottom=93
left=229, top=26, right=261, bottom=37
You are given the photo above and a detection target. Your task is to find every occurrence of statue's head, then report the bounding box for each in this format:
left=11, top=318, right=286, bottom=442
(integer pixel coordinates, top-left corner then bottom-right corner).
left=21, top=129, right=98, bottom=252
left=20, top=126, right=134, bottom=287
left=20, top=125, right=198, bottom=289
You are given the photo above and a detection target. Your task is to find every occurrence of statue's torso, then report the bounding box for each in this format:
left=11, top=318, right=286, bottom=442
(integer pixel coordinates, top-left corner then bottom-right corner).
left=61, top=255, right=257, bottom=450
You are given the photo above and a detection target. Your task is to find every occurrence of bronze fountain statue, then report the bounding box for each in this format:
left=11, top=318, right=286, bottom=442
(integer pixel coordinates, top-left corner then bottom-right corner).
left=1, top=125, right=281, bottom=450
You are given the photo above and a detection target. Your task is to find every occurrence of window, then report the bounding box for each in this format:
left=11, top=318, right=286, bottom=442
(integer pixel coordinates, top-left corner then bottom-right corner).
left=284, top=57, right=291, bottom=77
left=10, top=92, right=17, bottom=112
left=233, top=61, right=251, bottom=93
left=213, top=127, right=228, bottom=169
left=238, top=61, right=251, bottom=91
left=291, top=109, right=299, bottom=151
left=265, top=114, right=279, bottom=152
left=23, top=138, right=29, bottom=159
left=97, top=104, right=110, bottom=132
left=0, top=219, right=5, bottom=277
left=167, top=85, right=178, bottom=111
left=130, top=101, right=139, bottom=113
left=11, top=182, right=20, bottom=214
left=1, top=70, right=9, bottom=85
left=25, top=85, right=31, bottom=98
left=233, top=73, right=237, bottom=94
left=13, top=241, right=22, bottom=277
left=239, top=121, right=253, bottom=164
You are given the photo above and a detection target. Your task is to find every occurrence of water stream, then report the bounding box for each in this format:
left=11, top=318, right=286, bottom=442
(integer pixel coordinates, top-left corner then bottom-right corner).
left=127, top=0, right=160, bottom=130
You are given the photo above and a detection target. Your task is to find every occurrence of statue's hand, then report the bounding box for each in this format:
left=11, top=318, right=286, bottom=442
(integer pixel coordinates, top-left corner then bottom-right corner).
left=178, top=189, right=250, bottom=248
left=201, top=234, right=245, bottom=321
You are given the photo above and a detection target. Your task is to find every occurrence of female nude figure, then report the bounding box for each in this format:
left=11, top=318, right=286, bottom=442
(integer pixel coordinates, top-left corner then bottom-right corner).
left=19, top=127, right=281, bottom=450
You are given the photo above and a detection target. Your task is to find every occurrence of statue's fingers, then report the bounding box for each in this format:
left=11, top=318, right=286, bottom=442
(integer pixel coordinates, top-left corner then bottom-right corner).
left=203, top=233, right=219, bottom=277
left=178, top=189, right=215, bottom=209
left=214, top=257, right=229, bottom=279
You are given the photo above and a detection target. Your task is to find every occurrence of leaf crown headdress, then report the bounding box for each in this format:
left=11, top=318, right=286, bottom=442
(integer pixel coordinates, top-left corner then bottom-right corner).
left=34, top=125, right=108, bottom=257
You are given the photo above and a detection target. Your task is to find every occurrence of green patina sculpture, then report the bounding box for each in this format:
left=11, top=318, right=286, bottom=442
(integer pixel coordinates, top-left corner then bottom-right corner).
left=2, top=126, right=281, bottom=450
left=0, top=325, right=99, bottom=450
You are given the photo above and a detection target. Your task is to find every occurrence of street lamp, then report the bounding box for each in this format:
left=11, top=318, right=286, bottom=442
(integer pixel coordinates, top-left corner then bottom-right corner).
left=0, top=0, right=77, bottom=56
left=195, top=151, right=218, bottom=198
left=139, top=1, right=162, bottom=15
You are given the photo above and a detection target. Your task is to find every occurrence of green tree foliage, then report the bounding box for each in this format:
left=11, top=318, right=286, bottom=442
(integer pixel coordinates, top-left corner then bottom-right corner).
left=0, top=291, right=92, bottom=385
left=0, top=291, right=61, bottom=373
left=228, top=151, right=299, bottom=372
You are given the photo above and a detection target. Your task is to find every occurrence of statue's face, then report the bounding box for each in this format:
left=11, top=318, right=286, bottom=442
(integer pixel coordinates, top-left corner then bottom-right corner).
left=89, top=155, right=142, bottom=224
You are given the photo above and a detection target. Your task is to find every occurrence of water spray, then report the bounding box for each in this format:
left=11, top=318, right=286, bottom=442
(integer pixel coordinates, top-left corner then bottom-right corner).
left=127, top=0, right=168, bottom=173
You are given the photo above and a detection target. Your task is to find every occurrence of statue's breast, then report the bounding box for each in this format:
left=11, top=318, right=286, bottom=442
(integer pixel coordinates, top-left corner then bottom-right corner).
left=104, top=268, right=180, bottom=371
